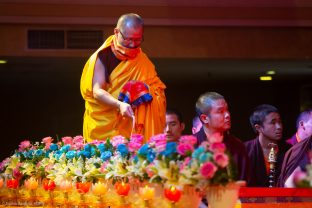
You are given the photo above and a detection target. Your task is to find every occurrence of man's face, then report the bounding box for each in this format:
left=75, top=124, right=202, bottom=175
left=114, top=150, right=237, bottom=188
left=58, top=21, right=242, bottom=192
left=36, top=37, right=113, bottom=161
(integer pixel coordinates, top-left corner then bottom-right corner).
left=203, top=99, right=231, bottom=133
left=301, top=113, right=312, bottom=139
left=115, top=26, right=143, bottom=49
left=257, top=112, right=283, bottom=141
left=164, top=114, right=185, bottom=142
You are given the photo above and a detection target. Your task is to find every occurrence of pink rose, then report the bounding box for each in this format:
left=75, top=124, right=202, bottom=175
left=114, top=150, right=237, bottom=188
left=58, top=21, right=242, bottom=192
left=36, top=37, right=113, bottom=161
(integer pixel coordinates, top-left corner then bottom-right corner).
left=177, top=143, right=194, bottom=156
left=200, top=162, right=217, bottom=179
left=111, top=135, right=127, bottom=147
left=209, top=142, right=226, bottom=153
left=149, top=134, right=167, bottom=152
left=213, top=153, right=229, bottom=168
left=149, top=133, right=166, bottom=143
left=72, top=136, right=84, bottom=150
left=18, top=140, right=31, bottom=151
left=128, top=134, right=143, bottom=152
left=73, top=135, right=84, bottom=144
left=42, top=137, right=53, bottom=150
left=130, top=134, right=143, bottom=143
left=42, top=136, right=53, bottom=144
left=179, top=135, right=197, bottom=145
left=62, top=136, right=73, bottom=145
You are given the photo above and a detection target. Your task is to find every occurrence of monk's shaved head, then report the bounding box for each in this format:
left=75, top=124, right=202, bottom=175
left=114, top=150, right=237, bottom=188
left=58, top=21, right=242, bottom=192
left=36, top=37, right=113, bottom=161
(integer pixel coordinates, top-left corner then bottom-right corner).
left=116, top=13, right=144, bottom=32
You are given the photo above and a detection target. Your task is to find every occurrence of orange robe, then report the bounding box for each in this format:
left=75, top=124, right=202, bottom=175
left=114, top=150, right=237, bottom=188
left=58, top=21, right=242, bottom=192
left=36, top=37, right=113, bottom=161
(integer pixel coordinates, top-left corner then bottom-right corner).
left=80, top=35, right=166, bottom=142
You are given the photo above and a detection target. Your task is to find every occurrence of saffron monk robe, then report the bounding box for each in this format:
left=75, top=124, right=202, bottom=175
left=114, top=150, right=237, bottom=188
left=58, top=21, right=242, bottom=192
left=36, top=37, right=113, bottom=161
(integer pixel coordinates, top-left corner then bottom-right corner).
left=80, top=13, right=166, bottom=142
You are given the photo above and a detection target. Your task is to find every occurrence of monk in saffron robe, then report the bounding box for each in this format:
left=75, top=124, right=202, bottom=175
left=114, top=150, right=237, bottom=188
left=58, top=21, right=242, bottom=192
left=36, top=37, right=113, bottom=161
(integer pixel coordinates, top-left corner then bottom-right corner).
left=80, top=13, right=166, bottom=142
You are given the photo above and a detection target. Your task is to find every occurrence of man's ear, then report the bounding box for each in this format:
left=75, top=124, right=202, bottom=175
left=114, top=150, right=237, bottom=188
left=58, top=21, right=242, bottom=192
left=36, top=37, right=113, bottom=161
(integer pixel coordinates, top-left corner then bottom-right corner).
left=200, top=114, right=209, bottom=124
left=181, top=123, right=186, bottom=131
left=299, top=120, right=305, bottom=130
left=254, top=124, right=262, bottom=133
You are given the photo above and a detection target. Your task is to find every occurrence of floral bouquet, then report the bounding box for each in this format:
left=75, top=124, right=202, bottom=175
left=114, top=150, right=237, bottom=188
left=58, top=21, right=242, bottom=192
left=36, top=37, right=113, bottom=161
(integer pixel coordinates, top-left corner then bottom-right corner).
left=0, top=133, right=238, bottom=208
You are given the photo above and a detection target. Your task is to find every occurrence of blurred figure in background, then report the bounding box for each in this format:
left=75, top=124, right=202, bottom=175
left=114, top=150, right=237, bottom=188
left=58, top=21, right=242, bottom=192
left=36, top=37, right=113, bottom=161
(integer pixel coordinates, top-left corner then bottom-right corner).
left=164, top=108, right=185, bottom=142
left=287, top=109, right=312, bottom=146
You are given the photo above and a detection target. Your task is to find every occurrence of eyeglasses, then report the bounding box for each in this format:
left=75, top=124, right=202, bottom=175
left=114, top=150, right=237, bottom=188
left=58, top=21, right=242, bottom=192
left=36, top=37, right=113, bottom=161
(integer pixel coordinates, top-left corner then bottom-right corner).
left=118, top=30, right=144, bottom=45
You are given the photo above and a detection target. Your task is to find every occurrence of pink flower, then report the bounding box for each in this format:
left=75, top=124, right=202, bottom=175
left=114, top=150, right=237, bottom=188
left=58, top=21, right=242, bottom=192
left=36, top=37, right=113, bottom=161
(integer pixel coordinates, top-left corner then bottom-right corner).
left=111, top=135, right=127, bottom=147
left=18, top=140, right=31, bottom=151
left=213, top=153, right=229, bottom=168
left=13, top=165, right=23, bottom=180
left=42, top=137, right=53, bottom=150
left=89, top=140, right=103, bottom=145
left=293, top=170, right=307, bottom=185
left=177, top=143, right=194, bottom=156
left=128, top=134, right=143, bottom=152
left=72, top=136, right=85, bottom=150
left=200, top=162, right=217, bottom=179
left=62, top=136, right=73, bottom=145
left=209, top=142, right=226, bottom=153
left=149, top=134, right=167, bottom=152
left=149, top=133, right=166, bottom=143
left=180, top=157, right=191, bottom=171
left=73, top=135, right=84, bottom=144
left=0, top=158, right=10, bottom=172
left=42, top=136, right=53, bottom=144
left=179, top=135, right=197, bottom=145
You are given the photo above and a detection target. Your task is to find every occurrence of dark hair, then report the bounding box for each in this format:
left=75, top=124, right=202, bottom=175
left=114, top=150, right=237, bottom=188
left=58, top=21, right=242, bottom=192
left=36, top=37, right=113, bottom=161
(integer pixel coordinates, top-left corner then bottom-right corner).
left=195, top=92, right=224, bottom=116
left=296, top=108, right=312, bottom=129
left=166, top=108, right=184, bottom=123
left=249, top=104, right=279, bottom=133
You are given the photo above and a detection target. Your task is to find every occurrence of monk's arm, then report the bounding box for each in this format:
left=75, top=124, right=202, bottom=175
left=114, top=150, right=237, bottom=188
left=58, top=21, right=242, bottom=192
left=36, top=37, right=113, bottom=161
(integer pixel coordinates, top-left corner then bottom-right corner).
left=92, top=58, right=133, bottom=117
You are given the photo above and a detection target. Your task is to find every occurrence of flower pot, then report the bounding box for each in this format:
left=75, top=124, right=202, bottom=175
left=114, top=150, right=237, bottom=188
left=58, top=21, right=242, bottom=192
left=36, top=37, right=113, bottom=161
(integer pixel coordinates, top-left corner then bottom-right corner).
left=206, top=182, right=243, bottom=208
left=177, top=185, right=201, bottom=208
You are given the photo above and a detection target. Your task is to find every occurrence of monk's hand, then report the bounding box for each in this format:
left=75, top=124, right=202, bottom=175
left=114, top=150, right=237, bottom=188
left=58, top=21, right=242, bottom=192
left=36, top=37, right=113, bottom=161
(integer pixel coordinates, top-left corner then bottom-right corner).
left=119, top=102, right=134, bottom=118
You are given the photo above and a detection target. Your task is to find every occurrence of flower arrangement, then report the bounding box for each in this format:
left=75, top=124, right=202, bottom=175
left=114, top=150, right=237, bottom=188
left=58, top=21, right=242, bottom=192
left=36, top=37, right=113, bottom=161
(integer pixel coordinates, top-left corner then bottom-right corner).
left=0, top=133, right=237, bottom=207
left=293, top=151, right=312, bottom=188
